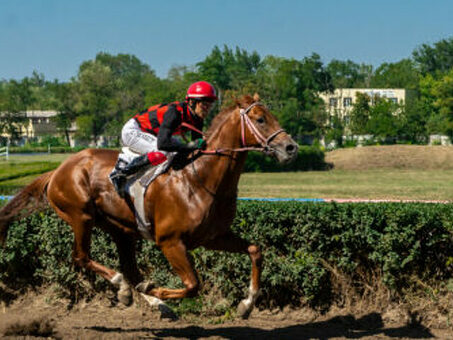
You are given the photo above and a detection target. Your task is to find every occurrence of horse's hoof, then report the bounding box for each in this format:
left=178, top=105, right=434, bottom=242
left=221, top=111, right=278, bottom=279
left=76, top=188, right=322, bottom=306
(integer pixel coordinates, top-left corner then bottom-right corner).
left=135, top=280, right=154, bottom=294
left=139, top=293, right=179, bottom=321
left=237, top=300, right=253, bottom=319
left=117, top=287, right=133, bottom=306
left=158, top=304, right=179, bottom=321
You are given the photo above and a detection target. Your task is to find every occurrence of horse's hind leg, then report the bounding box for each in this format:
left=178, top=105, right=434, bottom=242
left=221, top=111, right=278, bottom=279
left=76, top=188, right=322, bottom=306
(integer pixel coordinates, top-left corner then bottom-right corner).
left=109, top=230, right=143, bottom=306
left=49, top=204, right=129, bottom=301
left=203, top=231, right=262, bottom=319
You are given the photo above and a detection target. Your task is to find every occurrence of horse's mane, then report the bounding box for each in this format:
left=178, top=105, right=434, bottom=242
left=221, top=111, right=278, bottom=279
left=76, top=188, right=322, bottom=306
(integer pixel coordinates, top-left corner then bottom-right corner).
left=206, top=95, right=256, bottom=137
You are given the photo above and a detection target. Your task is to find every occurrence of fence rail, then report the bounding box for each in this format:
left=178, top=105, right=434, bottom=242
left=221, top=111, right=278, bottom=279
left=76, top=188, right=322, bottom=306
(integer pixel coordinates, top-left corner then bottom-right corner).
left=0, top=195, right=450, bottom=204
left=0, top=146, right=8, bottom=161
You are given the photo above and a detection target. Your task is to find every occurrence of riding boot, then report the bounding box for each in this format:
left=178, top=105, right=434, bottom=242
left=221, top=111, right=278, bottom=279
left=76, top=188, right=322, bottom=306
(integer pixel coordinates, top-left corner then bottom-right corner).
left=109, top=158, right=129, bottom=198
left=110, top=153, right=166, bottom=198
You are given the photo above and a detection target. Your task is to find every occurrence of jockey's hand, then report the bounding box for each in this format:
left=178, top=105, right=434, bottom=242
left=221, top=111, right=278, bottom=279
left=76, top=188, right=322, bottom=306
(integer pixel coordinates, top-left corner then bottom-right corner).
left=186, top=138, right=207, bottom=151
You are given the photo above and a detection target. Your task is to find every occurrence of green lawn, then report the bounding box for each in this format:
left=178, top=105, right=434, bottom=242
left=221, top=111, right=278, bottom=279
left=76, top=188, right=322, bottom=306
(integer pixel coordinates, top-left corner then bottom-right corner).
left=1, top=153, right=453, bottom=201
left=2, top=153, right=71, bottom=163
left=238, top=170, right=453, bottom=201
left=0, top=153, right=71, bottom=194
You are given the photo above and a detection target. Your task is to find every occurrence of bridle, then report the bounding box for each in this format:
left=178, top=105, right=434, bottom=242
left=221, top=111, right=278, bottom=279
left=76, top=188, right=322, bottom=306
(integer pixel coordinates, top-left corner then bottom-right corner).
left=183, top=102, right=286, bottom=156
left=185, top=102, right=287, bottom=196
left=237, top=102, right=285, bottom=155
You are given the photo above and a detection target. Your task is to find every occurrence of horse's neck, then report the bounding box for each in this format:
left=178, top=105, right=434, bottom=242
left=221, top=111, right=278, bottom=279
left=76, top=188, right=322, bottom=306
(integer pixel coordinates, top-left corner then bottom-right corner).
left=194, top=112, right=246, bottom=198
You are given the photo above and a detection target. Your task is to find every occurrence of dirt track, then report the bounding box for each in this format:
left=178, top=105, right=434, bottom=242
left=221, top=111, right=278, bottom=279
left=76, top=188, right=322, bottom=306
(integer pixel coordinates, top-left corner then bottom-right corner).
left=0, top=291, right=451, bottom=340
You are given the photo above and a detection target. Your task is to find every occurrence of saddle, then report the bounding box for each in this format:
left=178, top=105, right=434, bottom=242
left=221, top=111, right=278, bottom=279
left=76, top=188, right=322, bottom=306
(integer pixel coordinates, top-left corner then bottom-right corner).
left=115, top=147, right=171, bottom=240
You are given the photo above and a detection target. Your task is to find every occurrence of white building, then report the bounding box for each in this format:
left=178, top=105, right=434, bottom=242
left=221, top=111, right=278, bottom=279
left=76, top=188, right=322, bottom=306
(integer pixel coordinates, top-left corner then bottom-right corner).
left=319, top=88, right=406, bottom=124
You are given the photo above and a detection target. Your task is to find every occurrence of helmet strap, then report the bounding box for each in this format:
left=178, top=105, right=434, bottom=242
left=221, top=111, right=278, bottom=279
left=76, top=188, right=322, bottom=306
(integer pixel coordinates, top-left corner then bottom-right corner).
left=188, top=98, right=198, bottom=111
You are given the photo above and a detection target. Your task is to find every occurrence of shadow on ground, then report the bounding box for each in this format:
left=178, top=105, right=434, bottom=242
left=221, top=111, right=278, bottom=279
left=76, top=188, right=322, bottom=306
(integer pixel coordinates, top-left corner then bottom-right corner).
left=86, top=312, right=434, bottom=339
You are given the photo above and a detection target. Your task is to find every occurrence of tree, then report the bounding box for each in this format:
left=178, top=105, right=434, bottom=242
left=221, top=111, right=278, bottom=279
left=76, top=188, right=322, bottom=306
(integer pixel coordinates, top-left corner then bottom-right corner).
left=75, top=61, right=115, bottom=144
left=255, top=54, right=332, bottom=140
left=349, top=92, right=370, bottom=134
left=432, top=68, right=453, bottom=139
left=366, top=97, right=402, bottom=140
left=399, top=98, right=429, bottom=143
left=74, top=53, right=158, bottom=145
left=324, top=115, right=344, bottom=148
left=412, top=37, right=453, bottom=76
left=418, top=74, right=444, bottom=136
left=0, top=78, right=34, bottom=142
left=371, top=59, right=420, bottom=90
left=53, top=81, right=79, bottom=145
left=326, top=59, right=370, bottom=88
left=197, top=45, right=261, bottom=95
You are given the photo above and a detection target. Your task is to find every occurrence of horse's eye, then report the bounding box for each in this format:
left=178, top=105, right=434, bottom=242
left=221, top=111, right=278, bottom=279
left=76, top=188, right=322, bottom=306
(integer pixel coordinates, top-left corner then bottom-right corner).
left=257, top=117, right=265, bottom=124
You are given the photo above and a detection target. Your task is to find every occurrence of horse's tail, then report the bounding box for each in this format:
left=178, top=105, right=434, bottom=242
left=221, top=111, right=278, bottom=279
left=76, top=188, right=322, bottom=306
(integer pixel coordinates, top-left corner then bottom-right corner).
left=0, top=170, right=55, bottom=246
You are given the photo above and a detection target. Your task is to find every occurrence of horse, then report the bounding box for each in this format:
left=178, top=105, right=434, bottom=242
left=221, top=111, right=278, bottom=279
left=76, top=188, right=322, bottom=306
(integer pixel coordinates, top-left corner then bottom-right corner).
left=0, top=94, right=298, bottom=319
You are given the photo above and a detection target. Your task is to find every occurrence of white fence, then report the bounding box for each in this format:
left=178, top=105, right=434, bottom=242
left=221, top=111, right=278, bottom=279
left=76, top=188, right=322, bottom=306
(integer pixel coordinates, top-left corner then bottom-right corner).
left=0, top=146, right=9, bottom=161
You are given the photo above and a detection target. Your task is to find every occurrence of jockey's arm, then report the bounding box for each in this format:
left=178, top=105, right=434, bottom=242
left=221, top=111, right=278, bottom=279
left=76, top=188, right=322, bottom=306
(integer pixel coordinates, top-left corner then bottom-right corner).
left=157, top=105, right=197, bottom=152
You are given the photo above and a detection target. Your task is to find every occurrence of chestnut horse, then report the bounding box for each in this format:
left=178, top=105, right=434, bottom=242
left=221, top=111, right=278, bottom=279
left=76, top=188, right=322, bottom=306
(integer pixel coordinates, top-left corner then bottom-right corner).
left=0, top=94, right=298, bottom=318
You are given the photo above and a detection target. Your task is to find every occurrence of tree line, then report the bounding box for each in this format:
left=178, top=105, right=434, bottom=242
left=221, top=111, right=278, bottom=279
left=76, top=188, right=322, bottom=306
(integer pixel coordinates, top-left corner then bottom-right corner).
left=1, top=36, right=452, bottom=146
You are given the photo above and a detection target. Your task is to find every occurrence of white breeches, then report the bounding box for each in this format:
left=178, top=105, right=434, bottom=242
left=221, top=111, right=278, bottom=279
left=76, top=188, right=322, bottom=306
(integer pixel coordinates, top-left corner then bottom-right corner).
left=121, top=119, right=176, bottom=160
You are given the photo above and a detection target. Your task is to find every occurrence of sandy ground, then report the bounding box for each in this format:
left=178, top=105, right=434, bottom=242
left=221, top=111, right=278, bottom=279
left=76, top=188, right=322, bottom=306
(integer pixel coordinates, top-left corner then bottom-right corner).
left=0, top=290, right=451, bottom=340
left=325, top=145, right=453, bottom=170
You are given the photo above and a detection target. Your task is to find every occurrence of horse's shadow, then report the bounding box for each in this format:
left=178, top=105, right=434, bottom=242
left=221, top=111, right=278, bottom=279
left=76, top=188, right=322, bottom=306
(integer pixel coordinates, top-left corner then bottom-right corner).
left=86, top=312, right=434, bottom=339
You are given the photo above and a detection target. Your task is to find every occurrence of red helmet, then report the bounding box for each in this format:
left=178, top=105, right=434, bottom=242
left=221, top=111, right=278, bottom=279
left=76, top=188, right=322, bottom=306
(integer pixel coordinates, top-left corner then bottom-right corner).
left=186, top=81, right=217, bottom=100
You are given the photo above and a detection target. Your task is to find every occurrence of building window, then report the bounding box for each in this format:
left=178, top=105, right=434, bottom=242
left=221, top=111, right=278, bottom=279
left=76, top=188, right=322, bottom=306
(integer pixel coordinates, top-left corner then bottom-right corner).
left=389, top=97, right=398, bottom=104
left=343, top=97, right=352, bottom=107
left=344, top=115, right=350, bottom=125
left=329, top=98, right=338, bottom=107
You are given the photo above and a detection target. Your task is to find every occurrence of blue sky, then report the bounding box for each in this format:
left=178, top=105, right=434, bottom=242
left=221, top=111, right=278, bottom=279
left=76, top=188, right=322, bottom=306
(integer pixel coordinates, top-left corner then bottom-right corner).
left=1, top=0, right=452, bottom=81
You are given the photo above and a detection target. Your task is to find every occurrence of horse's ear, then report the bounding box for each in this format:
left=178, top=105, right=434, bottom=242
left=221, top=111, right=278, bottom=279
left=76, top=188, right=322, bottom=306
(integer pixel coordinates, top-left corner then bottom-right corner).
left=253, top=93, right=260, bottom=102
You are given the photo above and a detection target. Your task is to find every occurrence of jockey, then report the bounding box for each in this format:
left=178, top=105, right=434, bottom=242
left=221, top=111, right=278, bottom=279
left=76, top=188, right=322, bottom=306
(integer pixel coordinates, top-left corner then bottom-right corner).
left=110, top=81, right=217, bottom=197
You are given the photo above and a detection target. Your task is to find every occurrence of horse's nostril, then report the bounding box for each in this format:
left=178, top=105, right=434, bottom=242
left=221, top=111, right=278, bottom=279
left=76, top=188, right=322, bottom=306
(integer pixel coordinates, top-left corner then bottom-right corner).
left=286, top=144, right=297, bottom=154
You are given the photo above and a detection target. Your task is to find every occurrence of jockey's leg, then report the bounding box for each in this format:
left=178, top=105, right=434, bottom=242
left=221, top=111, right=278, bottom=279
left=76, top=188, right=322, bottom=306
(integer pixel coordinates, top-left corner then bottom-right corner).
left=110, top=152, right=167, bottom=197
left=202, top=232, right=262, bottom=319
left=110, top=118, right=168, bottom=197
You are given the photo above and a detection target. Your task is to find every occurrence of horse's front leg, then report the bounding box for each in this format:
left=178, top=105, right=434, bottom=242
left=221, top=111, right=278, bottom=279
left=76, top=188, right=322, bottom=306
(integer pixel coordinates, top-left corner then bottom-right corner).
left=136, top=239, right=199, bottom=319
left=203, top=232, right=262, bottom=319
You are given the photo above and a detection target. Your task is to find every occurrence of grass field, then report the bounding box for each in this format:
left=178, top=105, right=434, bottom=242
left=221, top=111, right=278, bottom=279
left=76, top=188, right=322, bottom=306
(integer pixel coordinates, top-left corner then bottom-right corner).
left=0, top=153, right=71, bottom=194
left=1, top=147, right=453, bottom=200
left=238, top=170, right=453, bottom=200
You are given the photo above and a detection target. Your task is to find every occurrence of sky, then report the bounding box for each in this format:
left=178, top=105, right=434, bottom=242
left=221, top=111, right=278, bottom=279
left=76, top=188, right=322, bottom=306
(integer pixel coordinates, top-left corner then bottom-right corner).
left=1, top=0, right=452, bottom=81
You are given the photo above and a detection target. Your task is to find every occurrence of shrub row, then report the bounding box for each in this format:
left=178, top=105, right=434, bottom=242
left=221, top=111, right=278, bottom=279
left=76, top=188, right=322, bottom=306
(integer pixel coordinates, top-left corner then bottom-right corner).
left=0, top=202, right=452, bottom=309
left=244, top=146, right=329, bottom=172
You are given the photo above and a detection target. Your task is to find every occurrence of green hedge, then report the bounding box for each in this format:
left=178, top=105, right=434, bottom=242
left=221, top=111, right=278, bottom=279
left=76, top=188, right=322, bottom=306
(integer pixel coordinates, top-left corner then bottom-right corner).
left=0, top=202, right=452, bottom=309
left=7, top=145, right=328, bottom=172
left=244, top=146, right=329, bottom=172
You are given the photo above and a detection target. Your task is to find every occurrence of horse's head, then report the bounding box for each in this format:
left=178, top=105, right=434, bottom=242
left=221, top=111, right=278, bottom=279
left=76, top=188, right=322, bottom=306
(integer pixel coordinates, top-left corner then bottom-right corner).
left=235, top=94, right=299, bottom=164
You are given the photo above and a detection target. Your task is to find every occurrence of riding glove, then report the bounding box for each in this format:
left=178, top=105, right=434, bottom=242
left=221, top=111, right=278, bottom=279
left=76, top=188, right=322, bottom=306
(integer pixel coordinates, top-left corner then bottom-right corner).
left=186, top=138, right=207, bottom=151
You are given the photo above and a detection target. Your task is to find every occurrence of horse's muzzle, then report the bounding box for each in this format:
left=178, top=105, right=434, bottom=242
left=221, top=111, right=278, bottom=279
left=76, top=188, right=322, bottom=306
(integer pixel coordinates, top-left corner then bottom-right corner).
left=270, top=137, right=299, bottom=164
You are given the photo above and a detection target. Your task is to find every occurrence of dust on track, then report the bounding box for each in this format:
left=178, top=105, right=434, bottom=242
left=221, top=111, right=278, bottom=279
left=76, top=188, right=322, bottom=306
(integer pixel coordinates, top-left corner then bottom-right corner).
left=0, top=290, right=451, bottom=340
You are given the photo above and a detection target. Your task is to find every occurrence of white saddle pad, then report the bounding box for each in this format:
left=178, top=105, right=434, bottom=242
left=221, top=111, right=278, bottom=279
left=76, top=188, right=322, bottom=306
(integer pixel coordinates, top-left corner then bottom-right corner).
left=117, top=147, right=171, bottom=240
